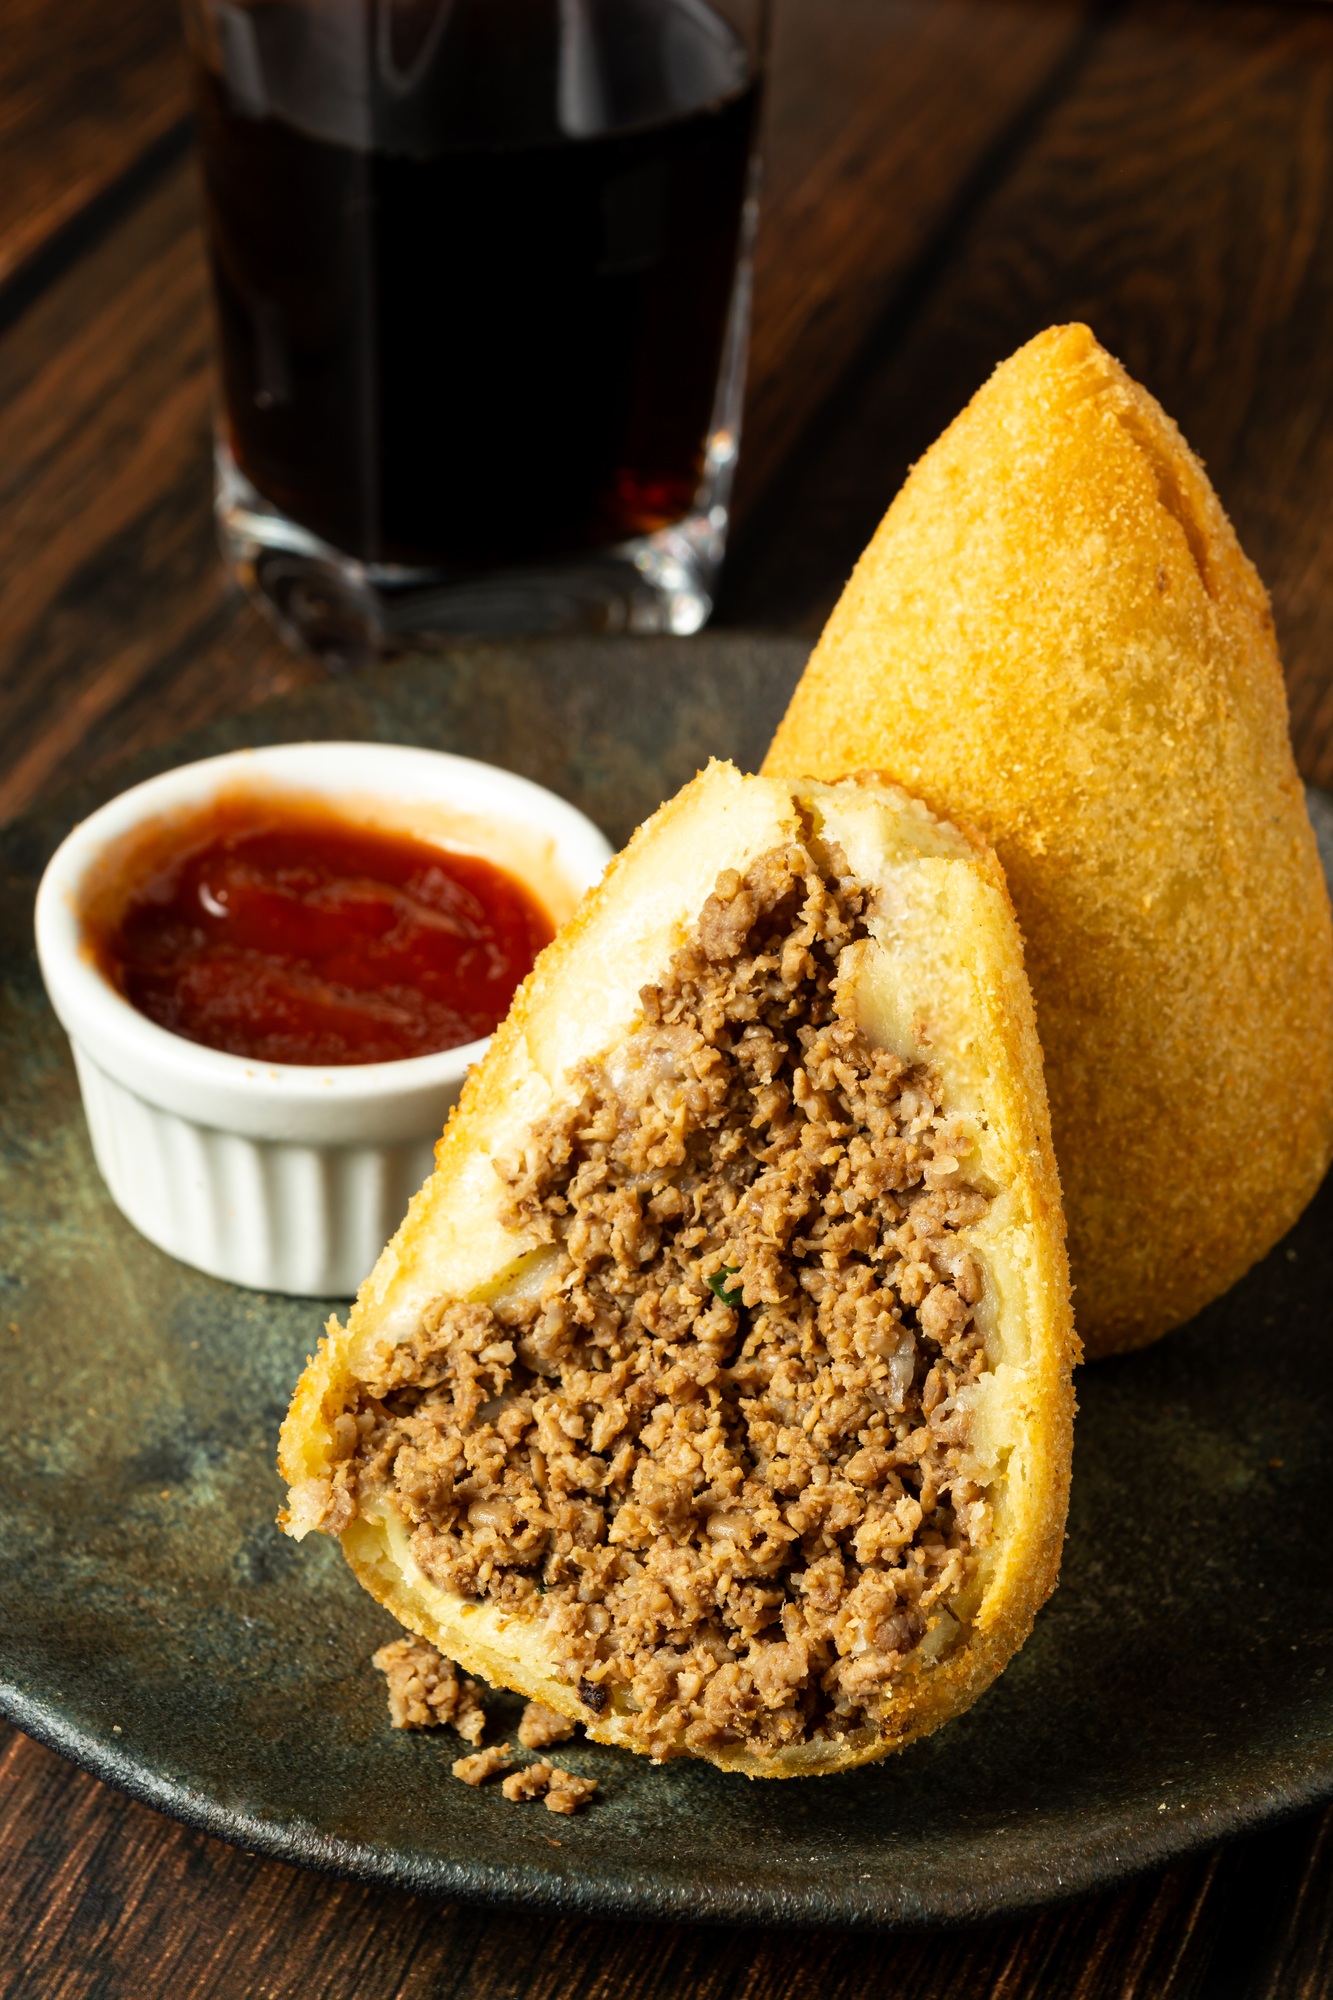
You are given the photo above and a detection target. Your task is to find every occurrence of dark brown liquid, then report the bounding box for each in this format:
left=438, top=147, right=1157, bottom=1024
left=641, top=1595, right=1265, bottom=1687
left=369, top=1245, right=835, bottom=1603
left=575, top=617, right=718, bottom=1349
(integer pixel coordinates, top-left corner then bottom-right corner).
left=193, top=0, right=758, bottom=569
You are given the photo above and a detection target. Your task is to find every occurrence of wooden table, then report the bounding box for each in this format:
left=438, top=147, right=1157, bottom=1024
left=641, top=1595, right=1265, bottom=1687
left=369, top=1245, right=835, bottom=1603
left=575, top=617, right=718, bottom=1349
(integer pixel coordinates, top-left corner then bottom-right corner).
left=4, top=0, right=1333, bottom=1990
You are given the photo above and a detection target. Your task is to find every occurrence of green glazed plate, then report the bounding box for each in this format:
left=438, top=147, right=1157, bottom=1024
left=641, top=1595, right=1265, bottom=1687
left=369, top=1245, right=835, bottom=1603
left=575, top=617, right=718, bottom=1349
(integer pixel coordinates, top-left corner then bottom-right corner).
left=2, top=635, right=1331, bottom=1930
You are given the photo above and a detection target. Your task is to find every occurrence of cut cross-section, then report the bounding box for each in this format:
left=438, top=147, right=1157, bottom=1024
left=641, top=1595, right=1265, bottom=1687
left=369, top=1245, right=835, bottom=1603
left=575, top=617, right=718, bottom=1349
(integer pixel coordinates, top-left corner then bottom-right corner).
left=280, top=764, right=1075, bottom=1776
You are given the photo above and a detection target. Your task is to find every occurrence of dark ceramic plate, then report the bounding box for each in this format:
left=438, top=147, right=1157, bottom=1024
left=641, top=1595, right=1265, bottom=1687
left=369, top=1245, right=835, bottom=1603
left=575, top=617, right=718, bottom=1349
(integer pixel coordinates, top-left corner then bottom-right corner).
left=3, top=635, right=1333, bottom=1932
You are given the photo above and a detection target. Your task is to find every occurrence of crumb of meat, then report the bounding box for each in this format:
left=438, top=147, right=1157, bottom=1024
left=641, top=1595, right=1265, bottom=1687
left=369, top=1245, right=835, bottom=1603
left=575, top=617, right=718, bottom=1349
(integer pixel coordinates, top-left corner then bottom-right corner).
left=501, top=1760, right=554, bottom=1801
left=500, top=1761, right=598, bottom=1812
left=545, top=1767, right=598, bottom=1814
left=453, top=1693, right=487, bottom=1745
left=346, top=839, right=995, bottom=1761
left=452, top=1744, right=512, bottom=1785
left=518, top=1701, right=577, bottom=1750
left=373, top=1635, right=487, bottom=1741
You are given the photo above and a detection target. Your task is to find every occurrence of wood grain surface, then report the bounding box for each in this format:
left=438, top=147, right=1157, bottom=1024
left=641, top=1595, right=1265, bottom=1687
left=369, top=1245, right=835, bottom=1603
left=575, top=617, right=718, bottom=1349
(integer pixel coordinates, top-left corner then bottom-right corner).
left=5, top=0, right=1333, bottom=1993
left=723, top=0, right=1333, bottom=792
left=0, top=0, right=188, bottom=297
left=1, top=1724, right=1332, bottom=1998
left=0, top=157, right=315, bottom=830
left=734, top=0, right=1097, bottom=510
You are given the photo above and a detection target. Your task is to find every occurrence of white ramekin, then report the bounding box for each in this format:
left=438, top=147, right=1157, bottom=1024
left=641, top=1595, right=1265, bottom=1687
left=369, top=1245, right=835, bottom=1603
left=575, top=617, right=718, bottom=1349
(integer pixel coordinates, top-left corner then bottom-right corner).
left=35, top=741, right=613, bottom=1296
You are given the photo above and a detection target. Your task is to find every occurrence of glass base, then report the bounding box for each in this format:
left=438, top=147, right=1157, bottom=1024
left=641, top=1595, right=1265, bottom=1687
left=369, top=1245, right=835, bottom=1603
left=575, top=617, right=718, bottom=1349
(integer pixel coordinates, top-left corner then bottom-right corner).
left=215, top=444, right=728, bottom=670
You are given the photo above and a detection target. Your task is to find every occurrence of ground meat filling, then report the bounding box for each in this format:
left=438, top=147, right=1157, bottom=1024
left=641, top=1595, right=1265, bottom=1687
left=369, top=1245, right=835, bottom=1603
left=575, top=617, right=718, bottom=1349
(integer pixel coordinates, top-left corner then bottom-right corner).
left=346, top=840, right=995, bottom=1760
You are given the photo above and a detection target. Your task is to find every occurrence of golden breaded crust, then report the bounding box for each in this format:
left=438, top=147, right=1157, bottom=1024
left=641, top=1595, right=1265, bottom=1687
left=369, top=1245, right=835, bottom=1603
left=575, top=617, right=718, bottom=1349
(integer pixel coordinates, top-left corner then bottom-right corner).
left=763, top=324, right=1333, bottom=1357
left=279, top=763, right=1075, bottom=1776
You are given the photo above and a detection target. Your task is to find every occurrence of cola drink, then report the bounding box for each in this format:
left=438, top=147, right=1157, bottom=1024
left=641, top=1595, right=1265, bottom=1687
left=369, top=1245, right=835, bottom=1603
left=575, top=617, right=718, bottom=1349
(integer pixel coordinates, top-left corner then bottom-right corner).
left=189, top=0, right=762, bottom=596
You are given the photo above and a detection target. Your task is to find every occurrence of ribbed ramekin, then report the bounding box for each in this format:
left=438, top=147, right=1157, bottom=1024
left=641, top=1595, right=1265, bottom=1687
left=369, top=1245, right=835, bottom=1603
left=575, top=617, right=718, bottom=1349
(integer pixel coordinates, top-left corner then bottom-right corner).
left=35, top=741, right=613, bottom=1296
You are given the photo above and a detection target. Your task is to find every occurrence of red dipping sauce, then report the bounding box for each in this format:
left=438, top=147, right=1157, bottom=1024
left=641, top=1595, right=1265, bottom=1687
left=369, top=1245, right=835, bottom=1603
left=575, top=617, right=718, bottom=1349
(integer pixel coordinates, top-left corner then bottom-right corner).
left=96, top=800, right=554, bottom=1066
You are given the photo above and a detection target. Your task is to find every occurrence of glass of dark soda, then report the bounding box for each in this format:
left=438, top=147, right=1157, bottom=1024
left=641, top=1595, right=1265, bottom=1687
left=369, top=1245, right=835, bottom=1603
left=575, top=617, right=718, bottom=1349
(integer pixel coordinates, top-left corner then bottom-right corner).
left=182, top=0, right=768, bottom=663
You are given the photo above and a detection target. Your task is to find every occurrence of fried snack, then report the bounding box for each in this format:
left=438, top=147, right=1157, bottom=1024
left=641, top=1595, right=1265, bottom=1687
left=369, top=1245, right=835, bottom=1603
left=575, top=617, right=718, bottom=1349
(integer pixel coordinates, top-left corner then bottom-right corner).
left=280, top=762, right=1074, bottom=1777
left=764, top=324, right=1333, bottom=1357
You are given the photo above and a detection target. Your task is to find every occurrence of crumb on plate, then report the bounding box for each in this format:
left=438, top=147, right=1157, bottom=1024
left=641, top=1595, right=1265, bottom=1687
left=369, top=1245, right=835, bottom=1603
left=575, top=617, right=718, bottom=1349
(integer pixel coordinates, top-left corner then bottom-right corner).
left=452, top=1743, right=513, bottom=1785
left=373, top=1634, right=487, bottom=1743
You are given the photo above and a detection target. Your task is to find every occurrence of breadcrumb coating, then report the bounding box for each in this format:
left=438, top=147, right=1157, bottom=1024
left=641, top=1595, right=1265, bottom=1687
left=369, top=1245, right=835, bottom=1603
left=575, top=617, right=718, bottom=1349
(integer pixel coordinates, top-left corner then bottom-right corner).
left=764, top=324, right=1333, bottom=1354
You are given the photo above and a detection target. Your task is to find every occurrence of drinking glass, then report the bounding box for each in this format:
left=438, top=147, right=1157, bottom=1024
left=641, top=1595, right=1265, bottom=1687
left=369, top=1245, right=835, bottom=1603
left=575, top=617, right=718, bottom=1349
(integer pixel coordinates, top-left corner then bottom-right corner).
left=181, top=0, right=769, bottom=664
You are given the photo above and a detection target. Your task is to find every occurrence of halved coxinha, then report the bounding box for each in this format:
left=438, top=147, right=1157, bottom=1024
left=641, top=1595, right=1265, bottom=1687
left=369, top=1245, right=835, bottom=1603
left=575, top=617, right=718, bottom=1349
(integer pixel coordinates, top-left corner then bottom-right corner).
left=280, top=762, right=1075, bottom=1776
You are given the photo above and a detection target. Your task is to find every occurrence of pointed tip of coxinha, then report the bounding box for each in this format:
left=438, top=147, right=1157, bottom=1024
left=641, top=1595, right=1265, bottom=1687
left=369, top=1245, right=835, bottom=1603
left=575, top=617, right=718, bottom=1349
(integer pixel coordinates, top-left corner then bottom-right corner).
left=764, top=323, right=1333, bottom=1357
